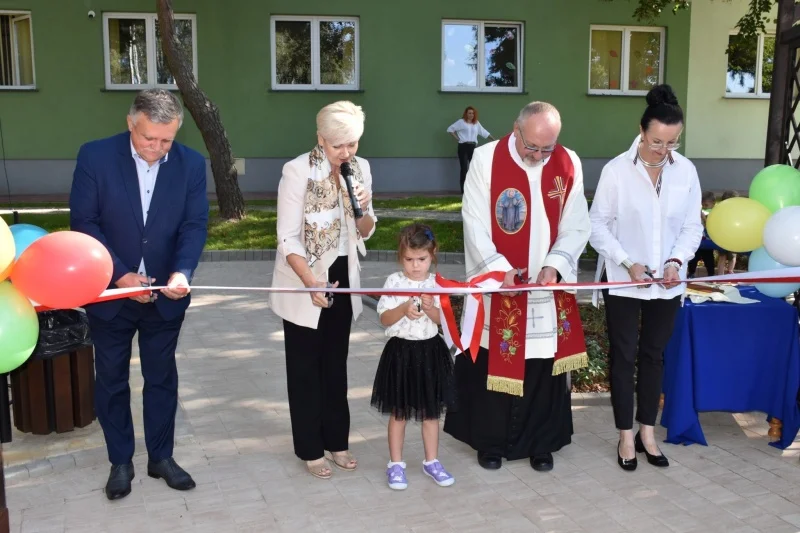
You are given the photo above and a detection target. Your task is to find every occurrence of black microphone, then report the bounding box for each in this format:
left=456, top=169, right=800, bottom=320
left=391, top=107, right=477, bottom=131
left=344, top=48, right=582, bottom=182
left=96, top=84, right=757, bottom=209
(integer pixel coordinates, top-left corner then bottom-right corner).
left=340, top=162, right=363, bottom=219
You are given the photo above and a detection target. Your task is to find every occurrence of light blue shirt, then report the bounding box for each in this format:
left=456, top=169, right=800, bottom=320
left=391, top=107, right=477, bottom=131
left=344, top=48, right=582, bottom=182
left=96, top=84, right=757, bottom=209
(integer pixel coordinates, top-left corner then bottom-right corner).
left=130, top=140, right=168, bottom=279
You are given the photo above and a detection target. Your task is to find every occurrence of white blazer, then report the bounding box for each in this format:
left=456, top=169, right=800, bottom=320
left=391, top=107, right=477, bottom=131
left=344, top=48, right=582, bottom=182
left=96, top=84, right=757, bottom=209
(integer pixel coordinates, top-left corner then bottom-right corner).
left=270, top=152, right=377, bottom=329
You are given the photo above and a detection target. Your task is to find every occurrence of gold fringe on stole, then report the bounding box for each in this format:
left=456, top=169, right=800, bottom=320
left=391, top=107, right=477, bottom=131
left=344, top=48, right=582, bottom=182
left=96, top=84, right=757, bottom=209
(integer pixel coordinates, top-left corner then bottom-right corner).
left=551, top=352, right=588, bottom=376
left=486, top=376, right=524, bottom=397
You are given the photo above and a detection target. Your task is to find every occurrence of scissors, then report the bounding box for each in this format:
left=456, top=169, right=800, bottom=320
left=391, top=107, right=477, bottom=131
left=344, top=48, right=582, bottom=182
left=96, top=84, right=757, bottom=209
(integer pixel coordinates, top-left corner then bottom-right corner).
left=637, top=266, right=665, bottom=288
left=140, top=278, right=156, bottom=302
left=514, top=267, right=532, bottom=284
left=325, top=282, right=335, bottom=307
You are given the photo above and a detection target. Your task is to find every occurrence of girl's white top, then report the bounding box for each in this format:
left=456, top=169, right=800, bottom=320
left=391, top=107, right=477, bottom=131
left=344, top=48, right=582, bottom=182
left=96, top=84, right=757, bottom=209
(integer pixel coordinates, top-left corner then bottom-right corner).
left=377, top=272, right=442, bottom=341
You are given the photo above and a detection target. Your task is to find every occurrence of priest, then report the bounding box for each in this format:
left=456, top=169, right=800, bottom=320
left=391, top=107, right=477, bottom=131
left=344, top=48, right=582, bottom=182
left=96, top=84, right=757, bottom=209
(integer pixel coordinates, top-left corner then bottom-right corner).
left=443, top=102, right=591, bottom=471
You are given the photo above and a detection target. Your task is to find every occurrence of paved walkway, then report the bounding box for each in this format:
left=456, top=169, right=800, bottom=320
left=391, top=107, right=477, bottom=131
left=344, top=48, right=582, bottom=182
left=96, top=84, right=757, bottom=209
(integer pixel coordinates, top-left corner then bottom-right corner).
left=4, top=261, right=800, bottom=533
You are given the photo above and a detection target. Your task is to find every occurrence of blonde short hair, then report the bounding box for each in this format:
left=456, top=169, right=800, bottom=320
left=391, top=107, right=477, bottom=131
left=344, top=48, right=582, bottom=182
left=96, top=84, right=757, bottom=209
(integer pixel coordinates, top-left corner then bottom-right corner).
left=316, top=101, right=365, bottom=145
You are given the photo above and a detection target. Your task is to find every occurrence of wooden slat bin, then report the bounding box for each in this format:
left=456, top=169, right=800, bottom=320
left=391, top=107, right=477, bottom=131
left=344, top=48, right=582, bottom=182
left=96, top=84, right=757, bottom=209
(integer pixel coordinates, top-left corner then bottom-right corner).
left=10, top=345, right=95, bottom=435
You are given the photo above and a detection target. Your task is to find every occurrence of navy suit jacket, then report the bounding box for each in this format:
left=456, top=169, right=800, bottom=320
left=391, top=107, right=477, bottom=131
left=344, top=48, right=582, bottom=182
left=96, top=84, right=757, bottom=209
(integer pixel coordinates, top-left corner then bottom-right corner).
left=69, top=132, right=209, bottom=321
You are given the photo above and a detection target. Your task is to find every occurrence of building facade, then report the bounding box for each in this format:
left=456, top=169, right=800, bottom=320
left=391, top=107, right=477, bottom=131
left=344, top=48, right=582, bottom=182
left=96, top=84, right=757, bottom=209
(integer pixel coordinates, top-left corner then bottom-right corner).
left=2, top=0, right=761, bottom=197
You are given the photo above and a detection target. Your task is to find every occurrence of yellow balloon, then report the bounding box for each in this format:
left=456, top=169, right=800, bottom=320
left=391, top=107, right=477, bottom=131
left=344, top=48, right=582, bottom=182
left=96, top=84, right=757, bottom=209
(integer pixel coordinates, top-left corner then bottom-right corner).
left=706, top=197, right=771, bottom=252
left=0, top=218, right=14, bottom=274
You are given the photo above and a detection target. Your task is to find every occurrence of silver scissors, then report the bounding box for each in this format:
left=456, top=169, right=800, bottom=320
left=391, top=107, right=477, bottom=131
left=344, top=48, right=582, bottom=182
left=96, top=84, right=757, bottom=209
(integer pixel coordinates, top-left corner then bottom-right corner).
left=140, top=277, right=156, bottom=302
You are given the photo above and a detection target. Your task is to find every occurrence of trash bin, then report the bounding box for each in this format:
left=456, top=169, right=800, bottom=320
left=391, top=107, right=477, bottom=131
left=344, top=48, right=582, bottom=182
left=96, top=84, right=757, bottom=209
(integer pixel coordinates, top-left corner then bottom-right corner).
left=10, top=310, right=96, bottom=435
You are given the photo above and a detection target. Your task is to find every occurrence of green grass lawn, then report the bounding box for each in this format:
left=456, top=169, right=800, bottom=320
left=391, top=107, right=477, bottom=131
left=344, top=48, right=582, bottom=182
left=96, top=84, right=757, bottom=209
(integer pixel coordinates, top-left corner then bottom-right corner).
left=2, top=211, right=468, bottom=252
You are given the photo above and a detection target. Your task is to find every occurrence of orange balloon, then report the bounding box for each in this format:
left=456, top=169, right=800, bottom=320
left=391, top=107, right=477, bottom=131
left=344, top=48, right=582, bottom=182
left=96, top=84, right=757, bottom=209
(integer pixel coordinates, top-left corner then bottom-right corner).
left=10, top=231, right=113, bottom=309
left=0, top=261, right=12, bottom=282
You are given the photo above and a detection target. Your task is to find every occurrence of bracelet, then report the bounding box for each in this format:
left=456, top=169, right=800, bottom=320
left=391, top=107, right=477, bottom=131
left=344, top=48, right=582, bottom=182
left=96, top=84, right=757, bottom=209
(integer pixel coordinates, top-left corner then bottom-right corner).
left=664, top=260, right=681, bottom=272
left=665, top=257, right=683, bottom=267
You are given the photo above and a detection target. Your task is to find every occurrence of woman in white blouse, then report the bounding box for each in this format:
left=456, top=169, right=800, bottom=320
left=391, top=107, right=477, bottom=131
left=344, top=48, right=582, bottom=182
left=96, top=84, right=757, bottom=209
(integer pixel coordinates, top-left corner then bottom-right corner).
left=446, top=106, right=495, bottom=193
left=589, top=85, right=703, bottom=472
left=270, top=101, right=378, bottom=480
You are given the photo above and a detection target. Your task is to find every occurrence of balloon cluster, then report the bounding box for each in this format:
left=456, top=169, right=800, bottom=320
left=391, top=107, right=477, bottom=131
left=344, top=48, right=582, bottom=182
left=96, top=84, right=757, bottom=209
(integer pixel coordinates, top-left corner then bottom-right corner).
left=706, top=165, right=800, bottom=298
left=0, top=219, right=113, bottom=373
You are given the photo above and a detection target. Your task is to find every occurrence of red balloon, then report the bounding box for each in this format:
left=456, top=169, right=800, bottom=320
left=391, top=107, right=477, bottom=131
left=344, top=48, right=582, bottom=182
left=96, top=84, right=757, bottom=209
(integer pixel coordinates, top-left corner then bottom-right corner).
left=10, top=231, right=113, bottom=309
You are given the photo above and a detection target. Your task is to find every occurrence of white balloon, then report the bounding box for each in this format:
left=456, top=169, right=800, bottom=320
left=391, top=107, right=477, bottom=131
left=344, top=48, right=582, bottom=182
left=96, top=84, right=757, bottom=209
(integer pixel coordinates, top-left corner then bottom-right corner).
left=763, top=206, right=800, bottom=267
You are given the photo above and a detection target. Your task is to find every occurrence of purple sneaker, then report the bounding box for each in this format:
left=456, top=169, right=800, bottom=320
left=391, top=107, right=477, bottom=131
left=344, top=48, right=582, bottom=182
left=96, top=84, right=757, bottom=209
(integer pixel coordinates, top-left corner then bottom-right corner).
left=387, top=463, right=408, bottom=490
left=422, top=460, right=455, bottom=487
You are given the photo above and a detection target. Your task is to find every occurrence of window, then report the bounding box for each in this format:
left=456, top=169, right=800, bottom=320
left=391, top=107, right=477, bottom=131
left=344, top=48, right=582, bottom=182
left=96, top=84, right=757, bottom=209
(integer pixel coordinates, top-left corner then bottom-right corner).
left=103, top=13, right=197, bottom=90
left=726, top=33, right=774, bottom=97
left=0, top=11, right=35, bottom=89
left=270, top=16, right=359, bottom=91
left=441, top=20, right=523, bottom=93
left=589, top=25, right=664, bottom=95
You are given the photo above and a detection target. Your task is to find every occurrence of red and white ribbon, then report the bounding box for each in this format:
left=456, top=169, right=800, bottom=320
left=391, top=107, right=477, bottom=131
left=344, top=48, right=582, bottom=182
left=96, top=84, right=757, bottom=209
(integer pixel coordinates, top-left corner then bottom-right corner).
left=33, top=267, right=800, bottom=355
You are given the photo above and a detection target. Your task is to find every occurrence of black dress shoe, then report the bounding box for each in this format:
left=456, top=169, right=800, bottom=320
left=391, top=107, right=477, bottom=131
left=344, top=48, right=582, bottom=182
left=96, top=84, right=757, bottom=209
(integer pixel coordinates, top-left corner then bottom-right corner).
left=147, top=457, right=196, bottom=490
left=105, top=463, right=135, bottom=500
left=635, top=432, right=669, bottom=467
left=477, top=451, right=502, bottom=470
left=617, top=441, right=638, bottom=471
left=530, top=453, right=554, bottom=472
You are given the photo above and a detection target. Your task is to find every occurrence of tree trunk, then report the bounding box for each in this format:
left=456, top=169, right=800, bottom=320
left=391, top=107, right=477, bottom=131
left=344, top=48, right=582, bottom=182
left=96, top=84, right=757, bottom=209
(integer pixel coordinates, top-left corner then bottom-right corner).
left=764, top=0, right=796, bottom=166
left=156, top=0, right=246, bottom=220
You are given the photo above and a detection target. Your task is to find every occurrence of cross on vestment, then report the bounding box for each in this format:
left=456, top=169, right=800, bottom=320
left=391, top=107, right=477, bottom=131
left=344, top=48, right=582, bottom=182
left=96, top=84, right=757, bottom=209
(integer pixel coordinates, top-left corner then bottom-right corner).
left=548, top=175, right=567, bottom=219
left=528, top=313, right=545, bottom=328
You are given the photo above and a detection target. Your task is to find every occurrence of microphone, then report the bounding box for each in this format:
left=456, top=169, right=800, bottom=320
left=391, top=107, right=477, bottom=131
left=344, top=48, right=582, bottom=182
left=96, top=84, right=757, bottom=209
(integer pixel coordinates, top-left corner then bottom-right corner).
left=340, top=162, right=363, bottom=219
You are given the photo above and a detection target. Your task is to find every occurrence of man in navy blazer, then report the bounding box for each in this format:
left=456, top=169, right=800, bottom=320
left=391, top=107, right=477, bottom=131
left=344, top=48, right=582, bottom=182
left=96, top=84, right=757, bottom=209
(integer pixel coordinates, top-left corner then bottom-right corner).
left=70, top=89, right=208, bottom=500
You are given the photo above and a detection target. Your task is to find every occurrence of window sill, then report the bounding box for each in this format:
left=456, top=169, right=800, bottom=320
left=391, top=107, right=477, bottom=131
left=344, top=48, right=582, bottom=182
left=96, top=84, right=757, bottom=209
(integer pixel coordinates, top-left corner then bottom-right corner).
left=268, top=88, right=364, bottom=93
left=438, top=90, right=528, bottom=95
left=101, top=87, right=180, bottom=92
left=586, top=91, right=648, bottom=97
left=0, top=87, right=38, bottom=92
left=723, top=94, right=770, bottom=100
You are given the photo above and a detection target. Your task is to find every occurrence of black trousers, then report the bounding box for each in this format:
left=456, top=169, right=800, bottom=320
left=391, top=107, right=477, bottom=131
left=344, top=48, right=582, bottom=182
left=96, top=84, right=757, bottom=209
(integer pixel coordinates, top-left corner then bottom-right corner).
left=88, top=300, right=184, bottom=465
left=688, top=249, right=715, bottom=277
left=457, top=142, right=476, bottom=193
left=602, top=292, right=681, bottom=430
left=283, top=256, right=353, bottom=461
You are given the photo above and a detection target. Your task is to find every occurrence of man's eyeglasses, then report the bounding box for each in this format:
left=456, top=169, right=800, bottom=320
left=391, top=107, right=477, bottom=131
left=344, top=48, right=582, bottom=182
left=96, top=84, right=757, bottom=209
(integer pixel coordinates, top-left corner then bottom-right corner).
left=516, top=123, right=555, bottom=154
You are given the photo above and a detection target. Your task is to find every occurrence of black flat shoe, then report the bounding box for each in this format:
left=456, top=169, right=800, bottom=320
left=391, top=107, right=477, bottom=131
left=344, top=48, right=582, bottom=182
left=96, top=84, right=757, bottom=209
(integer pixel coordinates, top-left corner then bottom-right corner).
left=105, top=463, right=135, bottom=500
left=617, top=441, right=637, bottom=471
left=477, top=451, right=502, bottom=470
left=635, top=432, right=669, bottom=467
left=530, top=453, right=554, bottom=472
left=147, top=457, right=196, bottom=490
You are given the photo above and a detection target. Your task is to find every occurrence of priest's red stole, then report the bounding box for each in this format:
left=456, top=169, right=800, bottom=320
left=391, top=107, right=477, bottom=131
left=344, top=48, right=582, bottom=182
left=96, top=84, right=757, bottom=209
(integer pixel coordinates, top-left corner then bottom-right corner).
left=486, top=135, right=588, bottom=397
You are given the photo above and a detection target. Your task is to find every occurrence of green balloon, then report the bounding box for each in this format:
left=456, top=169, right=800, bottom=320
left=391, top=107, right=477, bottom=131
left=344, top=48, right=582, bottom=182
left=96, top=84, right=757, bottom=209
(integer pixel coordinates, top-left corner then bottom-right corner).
left=749, top=164, right=800, bottom=213
left=0, top=281, right=38, bottom=373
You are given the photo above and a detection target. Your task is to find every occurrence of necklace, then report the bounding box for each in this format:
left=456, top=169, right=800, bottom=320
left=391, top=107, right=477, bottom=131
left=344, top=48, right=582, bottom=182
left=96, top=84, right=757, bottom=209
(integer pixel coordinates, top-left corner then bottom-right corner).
left=637, top=148, right=668, bottom=168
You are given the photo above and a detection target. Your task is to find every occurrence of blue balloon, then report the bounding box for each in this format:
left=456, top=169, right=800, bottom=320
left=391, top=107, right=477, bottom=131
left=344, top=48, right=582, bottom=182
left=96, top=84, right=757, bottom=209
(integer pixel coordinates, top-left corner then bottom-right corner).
left=9, top=224, right=48, bottom=260
left=748, top=246, right=800, bottom=298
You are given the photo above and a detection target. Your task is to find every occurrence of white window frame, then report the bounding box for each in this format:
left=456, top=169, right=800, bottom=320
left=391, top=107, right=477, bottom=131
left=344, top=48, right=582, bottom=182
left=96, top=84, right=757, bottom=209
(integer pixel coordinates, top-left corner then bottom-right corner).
left=0, top=10, right=36, bottom=90
left=725, top=31, right=774, bottom=99
left=441, top=20, right=524, bottom=93
left=103, top=12, right=198, bottom=91
left=587, top=25, right=665, bottom=96
left=270, top=15, right=360, bottom=91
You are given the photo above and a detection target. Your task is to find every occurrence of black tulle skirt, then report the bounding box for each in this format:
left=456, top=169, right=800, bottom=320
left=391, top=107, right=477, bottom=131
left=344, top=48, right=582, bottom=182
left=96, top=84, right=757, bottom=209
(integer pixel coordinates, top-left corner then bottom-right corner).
left=370, top=335, right=455, bottom=421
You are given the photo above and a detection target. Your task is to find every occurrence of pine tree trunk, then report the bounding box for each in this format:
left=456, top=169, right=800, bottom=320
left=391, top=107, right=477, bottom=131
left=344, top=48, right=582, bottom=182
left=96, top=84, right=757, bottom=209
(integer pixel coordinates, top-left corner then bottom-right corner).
left=156, top=0, right=246, bottom=220
left=764, top=0, right=796, bottom=166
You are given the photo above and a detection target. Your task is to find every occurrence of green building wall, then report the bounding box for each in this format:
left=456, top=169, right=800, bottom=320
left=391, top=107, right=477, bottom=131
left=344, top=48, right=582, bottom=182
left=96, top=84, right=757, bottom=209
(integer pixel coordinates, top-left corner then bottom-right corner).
left=0, top=0, right=691, bottom=194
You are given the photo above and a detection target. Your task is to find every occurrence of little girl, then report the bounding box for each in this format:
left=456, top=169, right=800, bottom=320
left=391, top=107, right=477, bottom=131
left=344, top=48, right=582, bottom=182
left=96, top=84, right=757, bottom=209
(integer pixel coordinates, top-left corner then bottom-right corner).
left=371, top=223, right=455, bottom=490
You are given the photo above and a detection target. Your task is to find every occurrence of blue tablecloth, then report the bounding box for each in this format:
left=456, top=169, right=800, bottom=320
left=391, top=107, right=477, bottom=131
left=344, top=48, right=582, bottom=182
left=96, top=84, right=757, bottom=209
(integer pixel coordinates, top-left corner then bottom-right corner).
left=661, top=287, right=800, bottom=449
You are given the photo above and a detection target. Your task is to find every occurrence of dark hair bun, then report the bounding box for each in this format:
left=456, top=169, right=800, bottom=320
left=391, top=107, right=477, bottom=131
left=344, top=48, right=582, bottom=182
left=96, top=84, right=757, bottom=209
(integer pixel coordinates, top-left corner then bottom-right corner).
left=646, top=84, right=679, bottom=107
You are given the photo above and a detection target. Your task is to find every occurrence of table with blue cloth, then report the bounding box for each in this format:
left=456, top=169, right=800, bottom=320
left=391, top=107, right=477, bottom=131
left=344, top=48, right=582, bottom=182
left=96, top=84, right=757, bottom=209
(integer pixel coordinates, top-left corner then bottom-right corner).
left=661, top=287, right=800, bottom=449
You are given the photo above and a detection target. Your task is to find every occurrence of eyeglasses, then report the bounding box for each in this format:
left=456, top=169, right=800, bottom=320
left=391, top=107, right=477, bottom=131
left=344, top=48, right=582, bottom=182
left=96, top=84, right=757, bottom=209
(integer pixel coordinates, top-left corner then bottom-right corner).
left=647, top=141, right=680, bottom=151
left=516, top=123, right=556, bottom=154
left=642, top=134, right=681, bottom=151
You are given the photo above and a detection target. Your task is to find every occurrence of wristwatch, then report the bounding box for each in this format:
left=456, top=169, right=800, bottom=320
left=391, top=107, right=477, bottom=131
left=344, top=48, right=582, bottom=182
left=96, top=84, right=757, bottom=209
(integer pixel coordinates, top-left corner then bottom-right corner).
left=621, top=259, right=634, bottom=271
